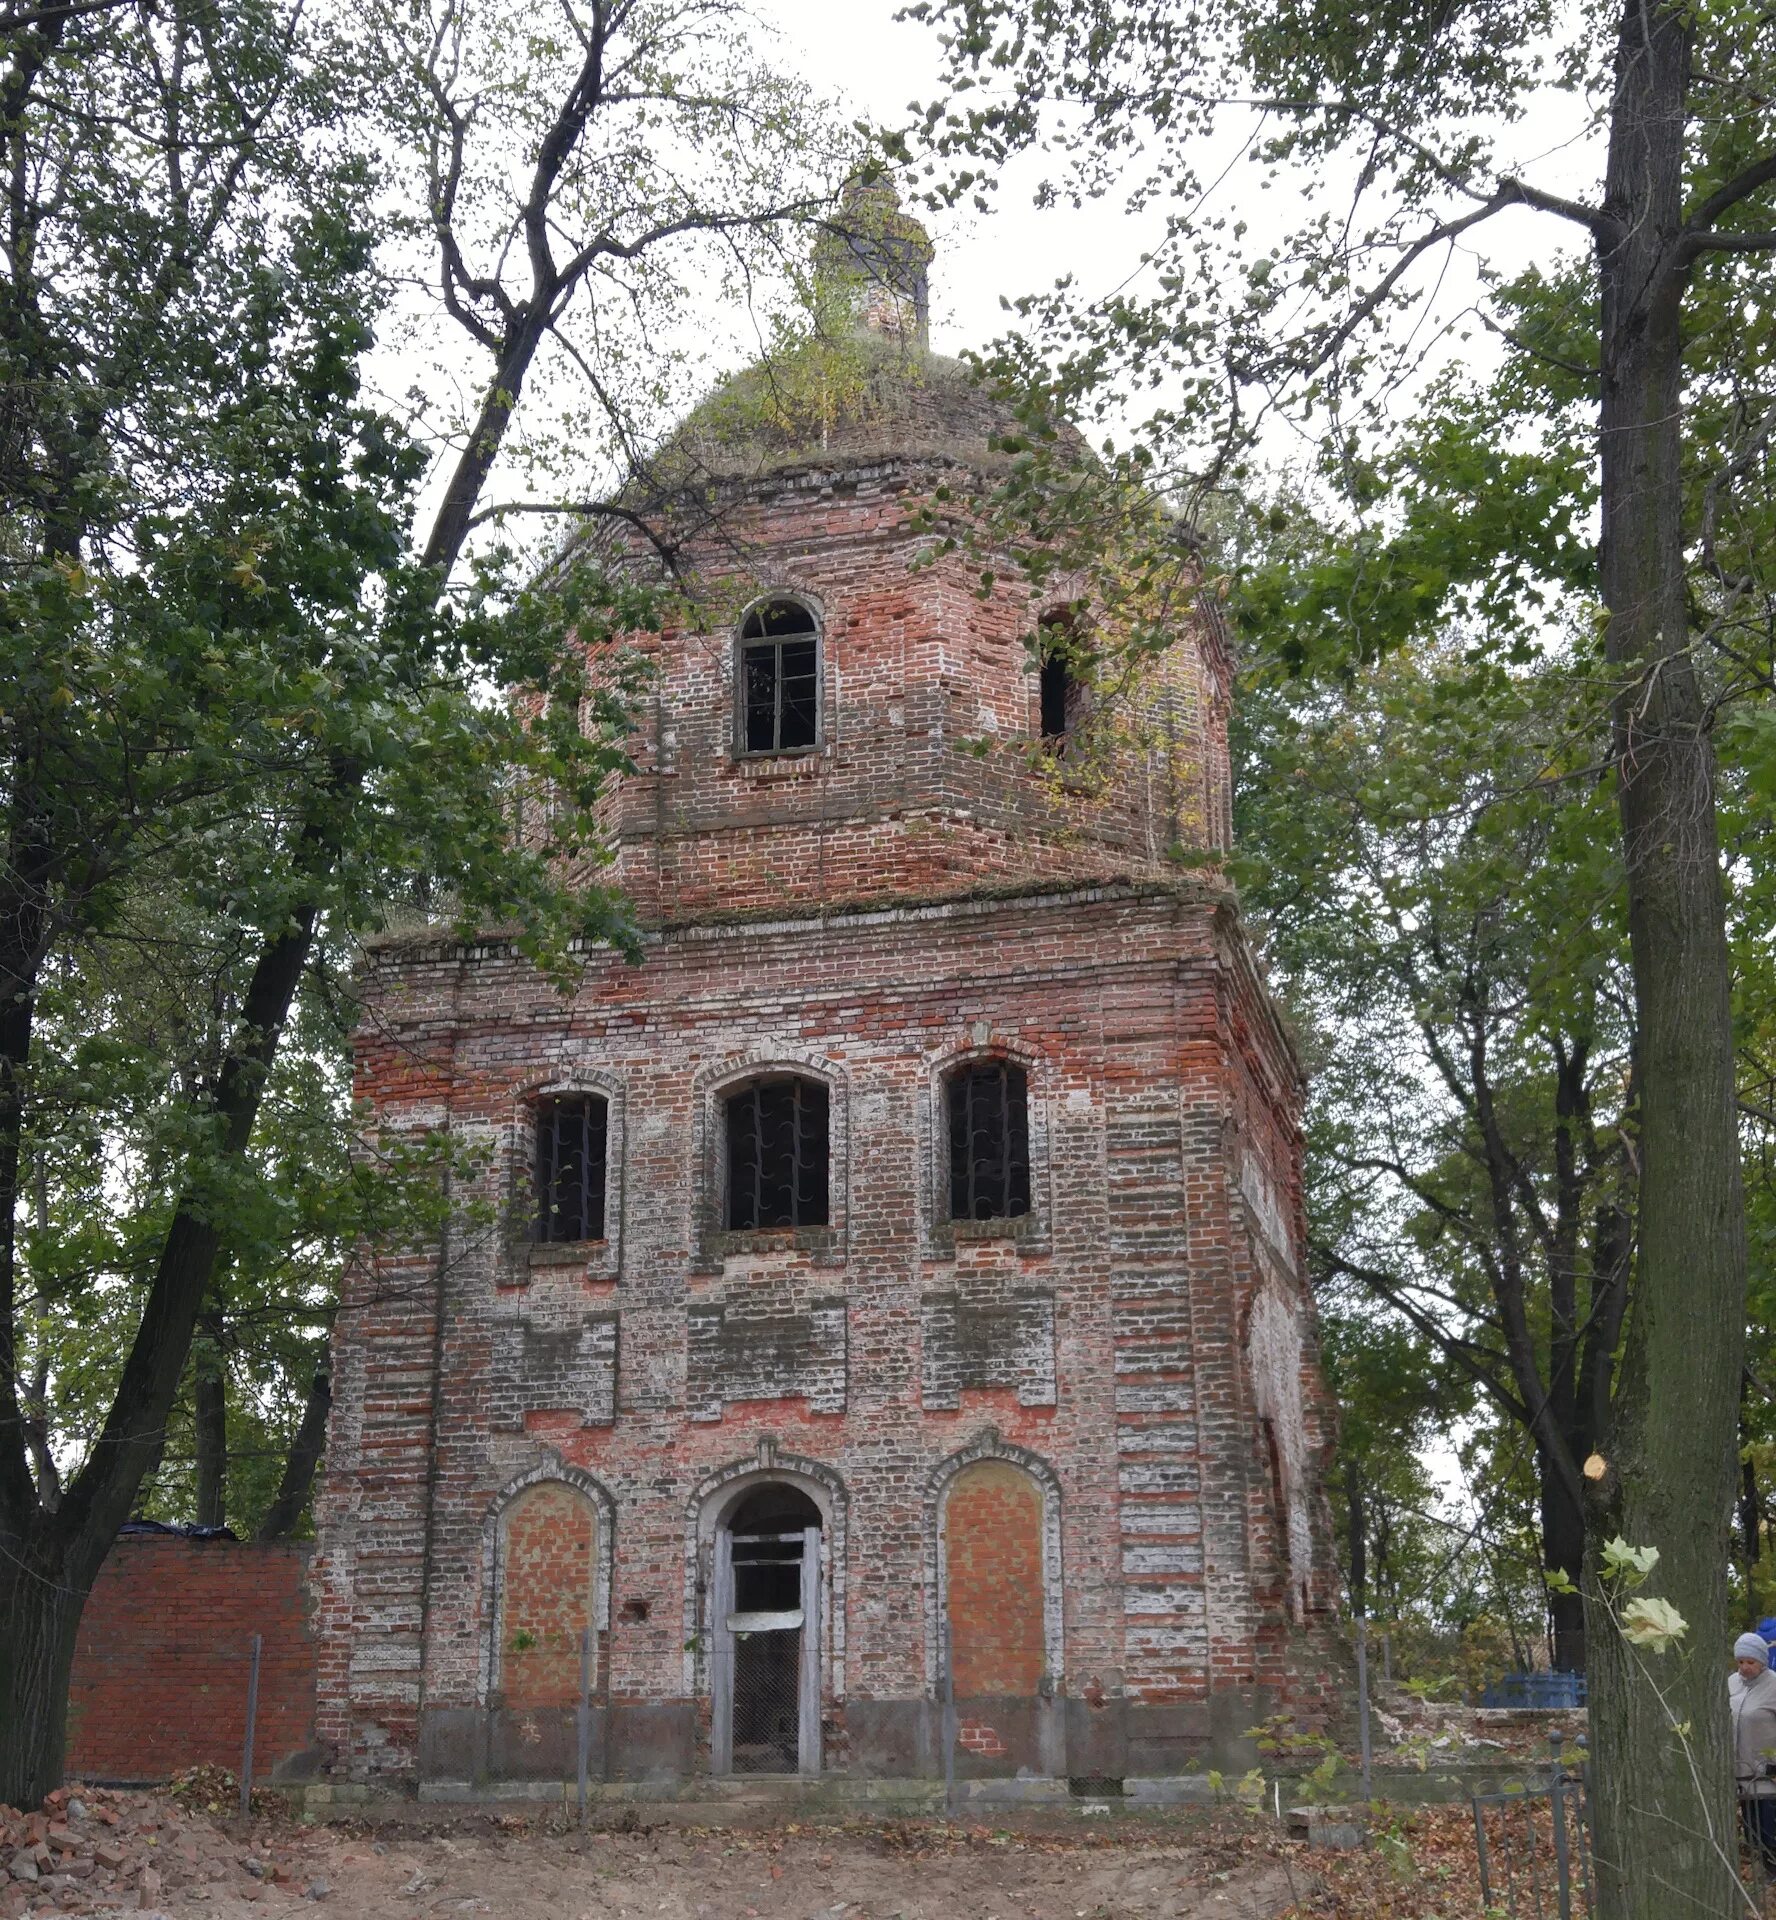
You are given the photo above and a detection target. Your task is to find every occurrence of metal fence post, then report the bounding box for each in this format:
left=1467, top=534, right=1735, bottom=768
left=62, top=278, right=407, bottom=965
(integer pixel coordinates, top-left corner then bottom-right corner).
left=239, top=1634, right=262, bottom=1818
left=577, top=1627, right=592, bottom=1828
left=1548, top=1733, right=1574, bottom=1920
left=941, top=1618, right=957, bottom=1815
left=1355, top=1615, right=1373, bottom=1806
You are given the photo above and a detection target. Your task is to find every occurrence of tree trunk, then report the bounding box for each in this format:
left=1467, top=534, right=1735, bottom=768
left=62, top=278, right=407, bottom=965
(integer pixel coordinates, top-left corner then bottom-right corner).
left=192, top=1307, right=227, bottom=1531
left=0, top=1525, right=97, bottom=1812
left=255, top=1362, right=331, bottom=1543
left=1542, top=1457, right=1588, bottom=1673
left=1585, top=3, right=1749, bottom=1916
left=1344, top=1455, right=1366, bottom=1618
left=1741, top=1451, right=1761, bottom=1583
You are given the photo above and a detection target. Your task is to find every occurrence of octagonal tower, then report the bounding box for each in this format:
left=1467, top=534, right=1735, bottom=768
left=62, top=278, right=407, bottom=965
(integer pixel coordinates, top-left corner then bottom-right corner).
left=313, top=188, right=1339, bottom=1794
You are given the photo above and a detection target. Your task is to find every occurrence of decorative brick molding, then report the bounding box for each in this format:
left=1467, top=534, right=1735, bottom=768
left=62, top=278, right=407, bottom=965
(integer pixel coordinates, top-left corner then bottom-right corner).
left=685, top=1295, right=847, bottom=1422
left=919, top=1283, right=1056, bottom=1410
left=489, top=1315, right=618, bottom=1430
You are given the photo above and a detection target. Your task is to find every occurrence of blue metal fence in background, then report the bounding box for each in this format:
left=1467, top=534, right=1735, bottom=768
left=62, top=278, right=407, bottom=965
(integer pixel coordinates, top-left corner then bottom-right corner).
left=1480, top=1672, right=1588, bottom=1710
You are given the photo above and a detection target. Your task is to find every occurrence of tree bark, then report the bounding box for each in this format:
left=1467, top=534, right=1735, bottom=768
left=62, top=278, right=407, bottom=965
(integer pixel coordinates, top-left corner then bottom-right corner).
left=255, top=1361, right=331, bottom=1543
left=1344, top=1455, right=1366, bottom=1618
left=1542, top=1456, right=1588, bottom=1673
left=192, top=1306, right=227, bottom=1531
left=0, top=1525, right=96, bottom=1816
left=1584, top=3, right=1750, bottom=1915
left=0, top=831, right=331, bottom=1809
left=1740, top=1450, right=1761, bottom=1584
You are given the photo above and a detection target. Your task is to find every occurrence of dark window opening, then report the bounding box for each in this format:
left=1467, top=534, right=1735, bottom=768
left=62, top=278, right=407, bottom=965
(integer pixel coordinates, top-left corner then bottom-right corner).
left=1037, top=611, right=1089, bottom=744
left=535, top=1094, right=608, bottom=1242
left=947, top=1061, right=1031, bottom=1221
left=1262, top=1416, right=1291, bottom=1545
left=725, top=1076, right=830, bottom=1231
left=740, top=600, right=819, bottom=754
left=1039, top=652, right=1073, bottom=740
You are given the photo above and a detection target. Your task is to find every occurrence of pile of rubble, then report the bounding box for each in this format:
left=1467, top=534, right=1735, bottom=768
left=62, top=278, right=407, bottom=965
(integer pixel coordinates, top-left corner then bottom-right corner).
left=1, top=1780, right=325, bottom=1917
left=1370, top=1687, right=1587, bottom=1766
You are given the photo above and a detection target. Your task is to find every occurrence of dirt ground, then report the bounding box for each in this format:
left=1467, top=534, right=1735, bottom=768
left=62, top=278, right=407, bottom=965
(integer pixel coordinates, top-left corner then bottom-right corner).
left=244, top=1814, right=1304, bottom=1920
left=4, top=1780, right=1520, bottom=1920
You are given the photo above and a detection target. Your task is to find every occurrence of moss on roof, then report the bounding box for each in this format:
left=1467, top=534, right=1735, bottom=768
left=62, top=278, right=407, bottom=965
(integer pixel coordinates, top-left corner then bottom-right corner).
left=656, top=333, right=1036, bottom=487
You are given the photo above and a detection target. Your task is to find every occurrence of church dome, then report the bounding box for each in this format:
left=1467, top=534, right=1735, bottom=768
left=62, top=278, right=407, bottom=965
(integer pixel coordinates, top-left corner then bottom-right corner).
left=668, top=335, right=1035, bottom=484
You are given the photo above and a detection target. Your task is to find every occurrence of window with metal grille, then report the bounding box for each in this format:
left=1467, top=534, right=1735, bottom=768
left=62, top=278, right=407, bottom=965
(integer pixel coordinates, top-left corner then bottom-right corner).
left=534, top=1094, right=608, bottom=1242
left=947, top=1061, right=1031, bottom=1221
left=725, top=1076, right=829, bottom=1230
left=739, top=600, right=819, bottom=754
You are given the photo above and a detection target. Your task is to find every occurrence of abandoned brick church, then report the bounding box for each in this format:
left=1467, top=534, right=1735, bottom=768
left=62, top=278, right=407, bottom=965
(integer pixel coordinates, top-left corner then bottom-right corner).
left=312, top=187, right=1339, bottom=1789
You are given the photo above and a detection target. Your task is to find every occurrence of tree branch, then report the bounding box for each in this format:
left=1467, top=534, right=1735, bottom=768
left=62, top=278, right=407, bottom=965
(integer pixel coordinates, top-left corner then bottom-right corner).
left=1686, top=149, right=1776, bottom=232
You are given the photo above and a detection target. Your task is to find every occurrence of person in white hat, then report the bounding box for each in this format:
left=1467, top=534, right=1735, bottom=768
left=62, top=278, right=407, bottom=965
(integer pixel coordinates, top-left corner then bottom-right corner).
left=1732, top=1631, right=1776, bottom=1871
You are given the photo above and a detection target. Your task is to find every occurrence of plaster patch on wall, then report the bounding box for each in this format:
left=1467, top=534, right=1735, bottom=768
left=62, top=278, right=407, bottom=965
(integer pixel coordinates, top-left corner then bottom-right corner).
left=1247, top=1279, right=1313, bottom=1611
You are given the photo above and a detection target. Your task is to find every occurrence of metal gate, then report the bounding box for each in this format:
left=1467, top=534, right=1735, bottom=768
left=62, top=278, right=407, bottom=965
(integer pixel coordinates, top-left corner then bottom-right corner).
left=1473, top=1744, right=1593, bottom=1920
left=1474, top=1740, right=1776, bottom=1918
left=709, top=1521, right=821, bottom=1775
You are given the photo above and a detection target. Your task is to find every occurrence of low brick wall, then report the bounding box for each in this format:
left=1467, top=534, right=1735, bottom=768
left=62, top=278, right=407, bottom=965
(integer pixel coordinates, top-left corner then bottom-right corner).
left=66, top=1535, right=320, bottom=1784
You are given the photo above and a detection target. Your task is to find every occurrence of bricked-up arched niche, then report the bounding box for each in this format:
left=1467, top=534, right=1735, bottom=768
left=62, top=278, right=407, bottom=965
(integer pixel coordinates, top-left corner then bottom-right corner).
left=928, top=1432, right=1063, bottom=1698
left=735, top=593, right=822, bottom=757
left=482, top=1465, right=614, bottom=1708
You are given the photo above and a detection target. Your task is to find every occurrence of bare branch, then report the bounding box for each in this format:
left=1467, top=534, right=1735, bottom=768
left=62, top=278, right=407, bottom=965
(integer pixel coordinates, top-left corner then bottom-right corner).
left=1679, top=227, right=1776, bottom=258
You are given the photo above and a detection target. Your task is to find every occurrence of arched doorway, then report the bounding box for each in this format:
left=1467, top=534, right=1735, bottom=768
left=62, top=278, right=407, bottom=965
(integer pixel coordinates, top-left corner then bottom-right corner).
left=711, top=1482, right=823, bottom=1775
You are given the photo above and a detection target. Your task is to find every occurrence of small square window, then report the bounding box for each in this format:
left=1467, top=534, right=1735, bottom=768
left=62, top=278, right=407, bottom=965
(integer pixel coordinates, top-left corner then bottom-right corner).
left=535, top=1095, right=607, bottom=1243
left=947, top=1062, right=1031, bottom=1221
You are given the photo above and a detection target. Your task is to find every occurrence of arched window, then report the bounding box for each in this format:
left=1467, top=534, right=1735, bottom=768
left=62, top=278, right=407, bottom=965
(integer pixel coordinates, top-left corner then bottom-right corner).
left=1036, top=608, right=1089, bottom=746
left=738, top=599, right=820, bottom=754
left=946, top=1061, right=1030, bottom=1221
left=535, top=1093, right=608, bottom=1242
left=725, top=1075, right=829, bottom=1230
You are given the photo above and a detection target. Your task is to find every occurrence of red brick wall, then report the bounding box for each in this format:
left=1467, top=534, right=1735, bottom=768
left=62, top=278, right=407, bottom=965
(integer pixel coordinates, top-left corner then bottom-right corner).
left=944, top=1462, right=1044, bottom=1696
left=66, top=1536, right=317, bottom=1784
left=498, top=1483, right=597, bottom=1707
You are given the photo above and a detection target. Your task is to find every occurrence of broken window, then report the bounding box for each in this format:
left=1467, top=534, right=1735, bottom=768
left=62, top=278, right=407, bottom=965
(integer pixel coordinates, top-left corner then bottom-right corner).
left=739, top=599, right=820, bottom=754
left=534, top=1094, right=608, bottom=1242
left=725, top=1075, right=830, bottom=1230
left=947, top=1061, right=1031, bottom=1221
left=1037, top=610, right=1088, bottom=745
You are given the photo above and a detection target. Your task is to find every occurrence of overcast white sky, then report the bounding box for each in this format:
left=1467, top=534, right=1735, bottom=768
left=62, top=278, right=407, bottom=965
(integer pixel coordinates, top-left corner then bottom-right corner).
left=757, top=0, right=1117, bottom=358
left=756, top=0, right=1600, bottom=389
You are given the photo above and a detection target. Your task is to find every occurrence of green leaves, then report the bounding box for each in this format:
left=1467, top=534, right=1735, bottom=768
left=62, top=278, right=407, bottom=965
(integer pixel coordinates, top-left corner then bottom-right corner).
left=1600, top=1536, right=1661, bottom=1585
